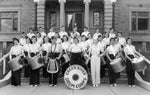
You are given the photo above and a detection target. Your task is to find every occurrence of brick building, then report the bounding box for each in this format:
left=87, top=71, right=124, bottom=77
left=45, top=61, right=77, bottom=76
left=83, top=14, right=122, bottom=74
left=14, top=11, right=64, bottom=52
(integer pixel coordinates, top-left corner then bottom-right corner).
left=0, top=0, right=150, bottom=51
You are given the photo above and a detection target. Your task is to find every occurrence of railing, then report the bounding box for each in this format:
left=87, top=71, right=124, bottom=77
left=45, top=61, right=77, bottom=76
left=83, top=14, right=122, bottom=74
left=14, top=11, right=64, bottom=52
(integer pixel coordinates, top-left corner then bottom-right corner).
left=0, top=52, right=10, bottom=75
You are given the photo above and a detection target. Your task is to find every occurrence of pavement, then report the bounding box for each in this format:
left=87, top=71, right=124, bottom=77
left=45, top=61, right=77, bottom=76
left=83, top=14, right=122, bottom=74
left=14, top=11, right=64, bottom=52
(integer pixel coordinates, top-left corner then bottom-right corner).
left=0, top=83, right=150, bottom=95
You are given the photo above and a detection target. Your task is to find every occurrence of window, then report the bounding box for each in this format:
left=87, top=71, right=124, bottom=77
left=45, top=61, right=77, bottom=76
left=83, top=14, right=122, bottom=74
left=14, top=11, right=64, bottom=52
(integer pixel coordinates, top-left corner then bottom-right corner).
left=0, top=11, right=18, bottom=32
left=50, top=11, right=56, bottom=27
left=131, top=11, right=149, bottom=31
left=93, top=11, right=102, bottom=27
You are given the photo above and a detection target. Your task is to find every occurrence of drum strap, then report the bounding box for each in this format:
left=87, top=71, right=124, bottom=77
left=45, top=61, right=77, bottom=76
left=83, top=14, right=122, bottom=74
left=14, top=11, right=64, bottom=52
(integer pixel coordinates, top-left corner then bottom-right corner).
left=110, top=46, right=116, bottom=56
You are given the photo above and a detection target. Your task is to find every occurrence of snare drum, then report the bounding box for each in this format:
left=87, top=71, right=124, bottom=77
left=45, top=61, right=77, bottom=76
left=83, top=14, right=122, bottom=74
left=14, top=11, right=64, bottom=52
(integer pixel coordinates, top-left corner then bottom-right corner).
left=132, top=57, right=146, bottom=72
left=29, top=56, right=44, bottom=70
left=110, top=58, right=126, bottom=73
left=8, top=58, right=23, bottom=71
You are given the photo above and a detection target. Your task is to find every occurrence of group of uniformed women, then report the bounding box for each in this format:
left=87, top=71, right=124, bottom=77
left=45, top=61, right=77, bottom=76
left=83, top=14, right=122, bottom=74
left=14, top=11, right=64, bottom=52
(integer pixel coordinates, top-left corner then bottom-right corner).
left=9, top=26, right=143, bottom=88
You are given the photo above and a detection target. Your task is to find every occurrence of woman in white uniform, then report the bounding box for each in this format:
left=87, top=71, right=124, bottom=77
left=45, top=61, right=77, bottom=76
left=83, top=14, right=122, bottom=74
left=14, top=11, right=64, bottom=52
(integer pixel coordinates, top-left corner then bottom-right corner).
left=93, top=28, right=102, bottom=39
left=36, top=32, right=43, bottom=46
left=38, top=27, right=46, bottom=38
left=89, top=38, right=104, bottom=87
left=106, top=38, right=120, bottom=86
left=47, top=36, right=62, bottom=86
left=124, top=38, right=140, bottom=87
left=61, top=35, right=71, bottom=76
left=9, top=38, right=24, bottom=86
left=29, top=36, right=41, bottom=86
left=55, top=33, right=62, bottom=45
left=69, top=37, right=86, bottom=69
left=19, top=32, right=27, bottom=46
left=48, top=27, right=56, bottom=39
left=41, top=36, right=51, bottom=77
left=27, top=28, right=35, bottom=39
left=23, top=37, right=31, bottom=78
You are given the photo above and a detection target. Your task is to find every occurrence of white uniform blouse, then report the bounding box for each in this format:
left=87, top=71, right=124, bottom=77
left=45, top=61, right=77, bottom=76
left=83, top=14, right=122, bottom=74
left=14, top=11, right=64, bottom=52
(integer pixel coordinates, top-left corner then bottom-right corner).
left=27, top=33, right=35, bottom=39
left=50, top=44, right=62, bottom=53
left=48, top=32, right=56, bottom=38
left=124, top=45, right=136, bottom=55
left=102, top=38, right=110, bottom=47
left=23, top=43, right=31, bottom=52
left=61, top=41, right=71, bottom=51
left=69, top=43, right=83, bottom=53
left=29, top=43, right=41, bottom=53
left=40, top=32, right=46, bottom=38
left=106, top=45, right=120, bottom=56
left=81, top=31, right=90, bottom=37
left=89, top=44, right=101, bottom=56
left=97, top=41, right=105, bottom=52
left=59, top=31, right=68, bottom=38
left=79, top=41, right=88, bottom=52
left=93, top=33, right=102, bottom=39
left=42, top=42, right=51, bottom=52
left=70, top=32, right=80, bottom=38
left=19, top=38, right=26, bottom=46
left=10, top=45, right=23, bottom=56
left=118, top=37, right=126, bottom=46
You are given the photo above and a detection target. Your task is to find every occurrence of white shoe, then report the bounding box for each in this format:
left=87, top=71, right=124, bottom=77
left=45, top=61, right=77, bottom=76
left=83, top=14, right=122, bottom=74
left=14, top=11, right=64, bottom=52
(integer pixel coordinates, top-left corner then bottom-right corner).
left=34, top=85, right=38, bottom=87
left=128, top=85, right=132, bottom=87
left=49, top=84, right=53, bottom=87
left=93, top=84, right=96, bottom=87
left=132, top=85, right=135, bottom=87
left=110, top=84, right=113, bottom=87
left=30, top=85, right=34, bottom=87
left=113, top=83, right=117, bottom=86
left=96, top=85, right=99, bottom=87
left=54, top=85, right=58, bottom=87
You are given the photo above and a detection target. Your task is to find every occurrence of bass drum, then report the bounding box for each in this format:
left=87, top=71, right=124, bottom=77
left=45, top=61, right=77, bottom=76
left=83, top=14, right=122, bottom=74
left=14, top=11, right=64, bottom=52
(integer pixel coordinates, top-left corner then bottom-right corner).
left=64, top=65, right=88, bottom=90
left=132, top=57, right=146, bottom=72
left=8, top=57, right=23, bottom=71
left=110, top=58, right=126, bottom=73
left=29, top=56, right=44, bottom=70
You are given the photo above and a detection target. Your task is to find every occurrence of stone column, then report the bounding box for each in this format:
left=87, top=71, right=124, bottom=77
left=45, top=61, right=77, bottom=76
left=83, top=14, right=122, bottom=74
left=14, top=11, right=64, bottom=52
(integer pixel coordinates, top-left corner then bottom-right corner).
left=59, top=0, right=66, bottom=28
left=37, top=0, right=46, bottom=29
left=84, top=0, right=91, bottom=28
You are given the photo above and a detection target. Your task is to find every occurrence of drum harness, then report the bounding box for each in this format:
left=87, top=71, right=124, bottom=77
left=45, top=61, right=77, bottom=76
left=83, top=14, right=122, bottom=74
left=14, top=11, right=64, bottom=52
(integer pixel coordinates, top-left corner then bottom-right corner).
left=47, top=44, right=59, bottom=74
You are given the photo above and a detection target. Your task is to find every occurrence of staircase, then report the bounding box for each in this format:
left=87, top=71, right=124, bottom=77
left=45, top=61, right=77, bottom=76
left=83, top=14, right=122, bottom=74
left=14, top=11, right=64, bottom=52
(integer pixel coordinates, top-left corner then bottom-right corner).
left=21, top=67, right=128, bottom=84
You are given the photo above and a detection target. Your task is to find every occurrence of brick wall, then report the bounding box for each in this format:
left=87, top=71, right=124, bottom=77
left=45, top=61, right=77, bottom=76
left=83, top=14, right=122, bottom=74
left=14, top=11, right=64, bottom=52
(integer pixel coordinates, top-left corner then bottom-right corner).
left=0, top=0, right=35, bottom=41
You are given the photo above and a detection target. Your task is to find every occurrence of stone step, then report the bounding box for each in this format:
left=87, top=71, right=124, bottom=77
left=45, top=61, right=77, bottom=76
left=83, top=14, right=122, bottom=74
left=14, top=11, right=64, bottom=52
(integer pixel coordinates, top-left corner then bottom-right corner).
left=21, top=77, right=127, bottom=84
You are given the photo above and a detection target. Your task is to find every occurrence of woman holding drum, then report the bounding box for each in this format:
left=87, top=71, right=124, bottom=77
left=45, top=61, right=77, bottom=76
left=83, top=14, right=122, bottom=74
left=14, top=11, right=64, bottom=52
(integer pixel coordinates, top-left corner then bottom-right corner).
left=47, top=36, right=63, bottom=87
left=41, top=36, right=51, bottom=78
left=69, top=37, right=87, bottom=70
left=29, top=36, right=41, bottom=87
left=23, top=37, right=31, bottom=78
left=106, top=38, right=121, bottom=86
left=9, top=38, right=24, bottom=86
left=61, top=35, right=71, bottom=77
left=124, top=38, right=143, bottom=87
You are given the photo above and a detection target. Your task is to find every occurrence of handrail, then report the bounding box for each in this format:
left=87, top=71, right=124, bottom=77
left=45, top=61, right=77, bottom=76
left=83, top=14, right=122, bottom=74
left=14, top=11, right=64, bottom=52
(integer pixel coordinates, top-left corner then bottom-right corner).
left=0, top=52, right=10, bottom=75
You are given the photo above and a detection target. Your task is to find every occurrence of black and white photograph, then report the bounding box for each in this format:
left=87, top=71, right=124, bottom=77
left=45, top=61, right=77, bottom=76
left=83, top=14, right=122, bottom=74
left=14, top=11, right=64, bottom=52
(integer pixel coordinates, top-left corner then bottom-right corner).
left=0, top=0, right=150, bottom=95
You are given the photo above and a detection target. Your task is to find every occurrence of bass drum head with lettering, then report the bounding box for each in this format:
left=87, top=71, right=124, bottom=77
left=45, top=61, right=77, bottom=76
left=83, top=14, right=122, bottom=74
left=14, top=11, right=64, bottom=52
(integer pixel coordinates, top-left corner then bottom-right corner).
left=64, top=65, right=88, bottom=90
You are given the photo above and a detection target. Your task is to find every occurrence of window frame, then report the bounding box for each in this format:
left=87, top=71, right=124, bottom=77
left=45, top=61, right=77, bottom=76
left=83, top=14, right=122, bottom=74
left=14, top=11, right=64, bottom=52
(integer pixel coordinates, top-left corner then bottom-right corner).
left=129, top=9, right=150, bottom=33
left=93, top=11, right=103, bottom=28
left=0, top=8, right=20, bottom=33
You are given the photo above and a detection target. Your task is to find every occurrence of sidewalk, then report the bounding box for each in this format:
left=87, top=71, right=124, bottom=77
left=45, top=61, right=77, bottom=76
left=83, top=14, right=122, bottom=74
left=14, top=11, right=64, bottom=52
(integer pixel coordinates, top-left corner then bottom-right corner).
left=0, top=83, right=150, bottom=95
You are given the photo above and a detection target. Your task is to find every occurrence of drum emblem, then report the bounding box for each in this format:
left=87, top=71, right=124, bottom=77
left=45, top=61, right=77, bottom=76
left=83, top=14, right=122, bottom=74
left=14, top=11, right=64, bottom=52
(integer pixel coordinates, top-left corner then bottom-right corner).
left=64, top=65, right=88, bottom=90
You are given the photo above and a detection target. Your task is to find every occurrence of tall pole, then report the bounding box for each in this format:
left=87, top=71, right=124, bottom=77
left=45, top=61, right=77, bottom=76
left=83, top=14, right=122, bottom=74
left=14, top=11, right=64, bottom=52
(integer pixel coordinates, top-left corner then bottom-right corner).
left=112, top=2, right=115, bottom=30
left=34, top=2, right=38, bottom=31
left=59, top=0, right=66, bottom=28
left=84, top=0, right=91, bottom=29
